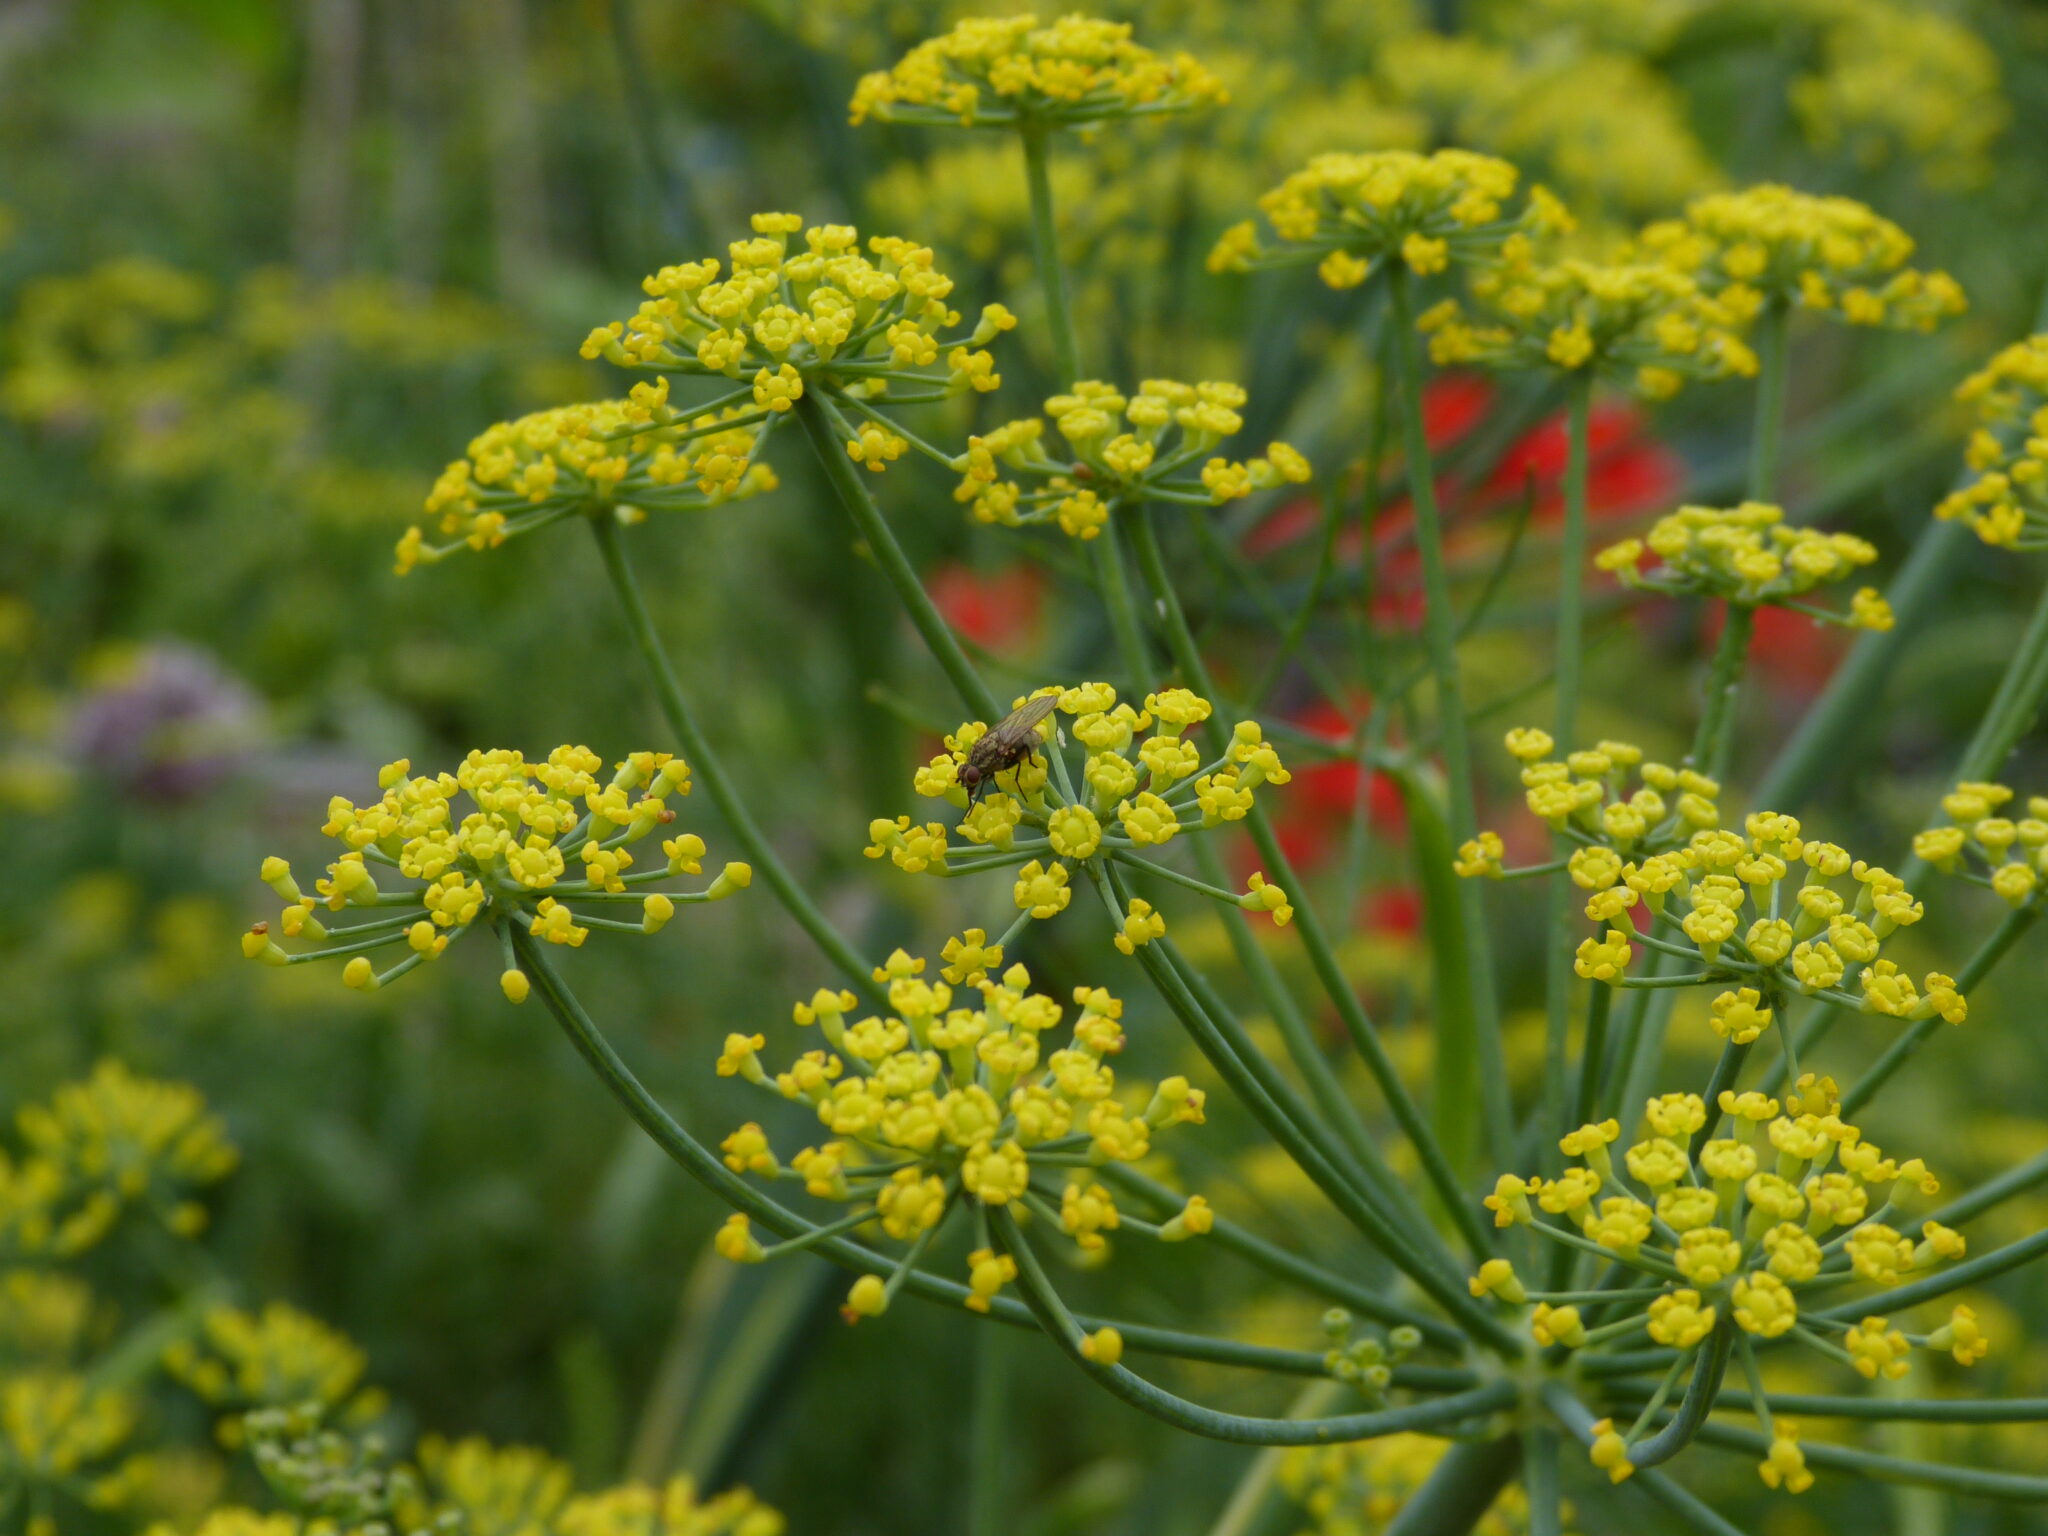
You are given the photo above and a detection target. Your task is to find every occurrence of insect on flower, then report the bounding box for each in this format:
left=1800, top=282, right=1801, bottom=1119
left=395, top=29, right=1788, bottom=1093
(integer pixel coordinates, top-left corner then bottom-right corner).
left=960, top=693, right=1059, bottom=801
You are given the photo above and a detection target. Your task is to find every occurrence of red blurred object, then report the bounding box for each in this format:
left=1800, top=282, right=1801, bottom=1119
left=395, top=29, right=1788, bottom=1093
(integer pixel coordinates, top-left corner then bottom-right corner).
left=1363, top=886, right=1423, bottom=937
left=926, top=561, right=1045, bottom=650
left=1244, top=374, right=1686, bottom=630
left=1700, top=600, right=1845, bottom=701
left=1268, top=700, right=1406, bottom=876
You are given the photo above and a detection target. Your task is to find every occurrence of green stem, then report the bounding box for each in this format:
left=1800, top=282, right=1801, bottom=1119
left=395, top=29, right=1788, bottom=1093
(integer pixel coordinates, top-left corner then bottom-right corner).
left=967, top=1314, right=1008, bottom=1536
left=1574, top=982, right=1611, bottom=1129
left=1525, top=1426, right=1561, bottom=1536
left=1099, top=1164, right=1462, bottom=1347
left=1693, top=603, right=1755, bottom=781
left=588, top=516, right=886, bottom=1009
left=1125, top=505, right=1495, bottom=1257
left=1092, top=865, right=1513, bottom=1348
left=1542, top=376, right=1596, bottom=1175
left=1624, top=1322, right=1732, bottom=1470
left=989, top=1205, right=1520, bottom=1445
left=794, top=394, right=1001, bottom=720
left=1384, top=267, right=1512, bottom=1176
left=1177, top=836, right=1455, bottom=1263
left=1018, top=120, right=1152, bottom=685
left=1394, top=761, right=1485, bottom=1186
left=1019, top=123, right=1080, bottom=385
left=1923, top=1144, right=2048, bottom=1230
left=1750, top=298, right=1791, bottom=502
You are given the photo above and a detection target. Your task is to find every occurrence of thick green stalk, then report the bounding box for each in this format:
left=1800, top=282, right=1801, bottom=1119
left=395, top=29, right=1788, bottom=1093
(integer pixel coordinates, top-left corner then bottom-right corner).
left=1695, top=603, right=1755, bottom=782
left=1384, top=267, right=1512, bottom=1171
left=1380, top=1436, right=1521, bottom=1536
left=1624, top=1324, right=1732, bottom=1471
left=1573, top=982, right=1611, bottom=1129
left=989, top=1205, right=1521, bottom=1445
left=588, top=517, right=886, bottom=1009
left=1391, top=762, right=1484, bottom=1184
left=1542, top=377, right=1595, bottom=1167
left=1019, top=123, right=1081, bottom=386
left=1124, top=507, right=1495, bottom=1256
left=1019, top=120, right=1152, bottom=683
left=968, top=1324, right=1009, bottom=1536
left=1525, top=1427, right=1561, bottom=1536
left=1749, top=299, right=1791, bottom=501
left=795, top=393, right=1002, bottom=719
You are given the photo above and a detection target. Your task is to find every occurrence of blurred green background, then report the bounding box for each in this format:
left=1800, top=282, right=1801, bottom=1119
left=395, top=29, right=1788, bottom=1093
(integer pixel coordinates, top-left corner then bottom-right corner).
left=8, top=1, right=2048, bottom=1532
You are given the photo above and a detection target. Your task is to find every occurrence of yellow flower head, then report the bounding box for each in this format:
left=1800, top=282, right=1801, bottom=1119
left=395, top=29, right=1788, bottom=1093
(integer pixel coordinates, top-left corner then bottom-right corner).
left=1212, top=149, right=1567, bottom=285
left=1639, top=185, right=1966, bottom=331
left=956, top=378, right=1309, bottom=537
left=399, top=399, right=777, bottom=573
left=850, top=16, right=1226, bottom=128
left=1601, top=501, right=1889, bottom=627
left=1424, top=251, right=1757, bottom=393
left=251, top=748, right=722, bottom=994
left=580, top=215, right=1014, bottom=452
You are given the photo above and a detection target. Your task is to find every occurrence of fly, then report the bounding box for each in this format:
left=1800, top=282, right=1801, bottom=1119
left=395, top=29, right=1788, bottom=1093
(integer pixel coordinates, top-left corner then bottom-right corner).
left=960, top=694, right=1060, bottom=801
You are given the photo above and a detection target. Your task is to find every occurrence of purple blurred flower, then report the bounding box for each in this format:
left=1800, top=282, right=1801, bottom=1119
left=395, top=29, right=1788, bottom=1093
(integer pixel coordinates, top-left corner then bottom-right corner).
left=69, top=642, right=266, bottom=800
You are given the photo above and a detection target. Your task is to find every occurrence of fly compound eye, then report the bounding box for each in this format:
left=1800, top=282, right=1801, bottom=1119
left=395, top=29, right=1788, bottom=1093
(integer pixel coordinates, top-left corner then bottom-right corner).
left=960, top=764, right=982, bottom=790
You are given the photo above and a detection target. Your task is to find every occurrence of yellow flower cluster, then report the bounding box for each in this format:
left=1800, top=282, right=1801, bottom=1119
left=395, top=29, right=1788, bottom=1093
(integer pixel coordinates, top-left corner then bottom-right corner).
left=1420, top=252, right=1757, bottom=398
left=1935, top=335, right=2048, bottom=550
left=0, top=1369, right=139, bottom=1508
left=1915, top=782, right=2048, bottom=909
left=396, top=399, right=776, bottom=574
left=1461, top=732, right=1963, bottom=1025
left=580, top=213, right=1014, bottom=429
left=873, top=682, right=1293, bottom=933
left=1210, top=149, right=1569, bottom=288
left=848, top=15, right=1227, bottom=128
left=163, top=1303, right=382, bottom=1429
left=1280, top=1430, right=1556, bottom=1535
left=1482, top=1078, right=1977, bottom=1490
left=243, top=749, right=748, bottom=999
left=395, top=1436, right=782, bottom=1536
left=951, top=379, right=1311, bottom=537
left=1792, top=1, right=2007, bottom=191
left=714, top=955, right=1209, bottom=1319
left=1596, top=503, right=1893, bottom=629
left=1637, top=186, right=1966, bottom=330
left=1376, top=33, right=1719, bottom=220
left=3, top=1060, right=238, bottom=1259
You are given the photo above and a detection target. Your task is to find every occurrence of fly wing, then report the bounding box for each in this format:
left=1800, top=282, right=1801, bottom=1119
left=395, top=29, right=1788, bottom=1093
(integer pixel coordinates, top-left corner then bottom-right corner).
left=987, top=693, right=1059, bottom=753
